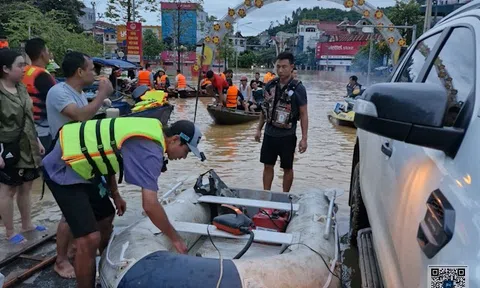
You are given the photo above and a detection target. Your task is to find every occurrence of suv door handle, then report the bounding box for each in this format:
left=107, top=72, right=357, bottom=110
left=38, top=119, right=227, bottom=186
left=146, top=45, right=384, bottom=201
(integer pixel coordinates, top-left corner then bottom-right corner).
left=381, top=142, right=392, bottom=157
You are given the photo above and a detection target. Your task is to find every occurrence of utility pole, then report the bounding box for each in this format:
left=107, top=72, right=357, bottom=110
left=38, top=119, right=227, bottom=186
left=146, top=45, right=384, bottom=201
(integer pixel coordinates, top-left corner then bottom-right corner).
left=176, top=4, right=181, bottom=72
left=423, top=0, right=433, bottom=33
left=132, top=0, right=136, bottom=21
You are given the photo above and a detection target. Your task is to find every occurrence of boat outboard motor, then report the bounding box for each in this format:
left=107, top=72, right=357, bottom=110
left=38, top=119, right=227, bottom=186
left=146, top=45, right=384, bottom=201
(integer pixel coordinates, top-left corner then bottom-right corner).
left=132, top=85, right=150, bottom=103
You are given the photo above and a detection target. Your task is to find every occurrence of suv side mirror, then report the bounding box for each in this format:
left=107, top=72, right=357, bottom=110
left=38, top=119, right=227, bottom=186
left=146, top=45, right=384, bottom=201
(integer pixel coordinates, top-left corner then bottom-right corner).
left=354, top=83, right=465, bottom=157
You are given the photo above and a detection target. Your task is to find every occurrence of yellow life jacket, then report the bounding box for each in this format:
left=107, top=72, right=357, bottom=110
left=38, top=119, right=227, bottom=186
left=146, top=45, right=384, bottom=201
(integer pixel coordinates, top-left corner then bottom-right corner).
left=140, top=90, right=167, bottom=104
left=60, top=117, right=165, bottom=181
left=226, top=86, right=239, bottom=108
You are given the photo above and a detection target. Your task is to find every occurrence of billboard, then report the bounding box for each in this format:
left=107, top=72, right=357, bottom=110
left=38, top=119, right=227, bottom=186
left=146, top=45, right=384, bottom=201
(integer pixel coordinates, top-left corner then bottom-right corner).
left=126, top=22, right=143, bottom=63
left=316, top=41, right=367, bottom=59
left=161, top=2, right=197, bottom=46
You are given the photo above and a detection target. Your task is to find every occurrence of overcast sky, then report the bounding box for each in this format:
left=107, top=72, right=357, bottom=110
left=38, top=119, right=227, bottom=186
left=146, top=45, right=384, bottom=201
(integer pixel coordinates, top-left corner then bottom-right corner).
left=88, top=0, right=396, bottom=36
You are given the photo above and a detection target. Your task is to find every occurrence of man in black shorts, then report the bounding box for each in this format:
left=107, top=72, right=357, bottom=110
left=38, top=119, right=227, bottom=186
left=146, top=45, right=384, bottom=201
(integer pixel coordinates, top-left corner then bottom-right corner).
left=255, top=52, right=308, bottom=192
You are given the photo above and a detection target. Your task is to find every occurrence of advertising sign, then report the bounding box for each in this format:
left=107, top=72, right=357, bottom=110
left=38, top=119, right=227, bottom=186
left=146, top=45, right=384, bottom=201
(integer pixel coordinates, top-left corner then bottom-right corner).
left=117, top=25, right=127, bottom=42
left=316, top=41, right=367, bottom=59
left=126, top=22, right=142, bottom=63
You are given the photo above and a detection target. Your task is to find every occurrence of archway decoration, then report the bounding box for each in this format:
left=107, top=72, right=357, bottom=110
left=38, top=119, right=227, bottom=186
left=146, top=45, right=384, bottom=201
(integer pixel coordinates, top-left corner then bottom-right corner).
left=196, top=0, right=406, bottom=72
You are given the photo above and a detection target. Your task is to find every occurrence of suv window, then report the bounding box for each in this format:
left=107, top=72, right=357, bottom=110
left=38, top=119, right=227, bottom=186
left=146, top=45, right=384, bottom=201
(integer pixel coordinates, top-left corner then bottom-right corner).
left=397, top=33, right=441, bottom=83
left=424, top=27, right=475, bottom=126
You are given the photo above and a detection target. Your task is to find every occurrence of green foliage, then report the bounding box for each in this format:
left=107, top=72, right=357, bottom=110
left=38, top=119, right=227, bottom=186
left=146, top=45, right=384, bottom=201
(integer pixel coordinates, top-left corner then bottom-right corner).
left=237, top=50, right=257, bottom=68
left=254, top=47, right=277, bottom=68
left=217, top=35, right=236, bottom=66
left=143, top=29, right=165, bottom=59
left=351, top=41, right=391, bottom=72
left=5, top=4, right=102, bottom=64
left=385, top=0, right=424, bottom=45
left=295, top=47, right=316, bottom=67
left=105, top=0, right=159, bottom=24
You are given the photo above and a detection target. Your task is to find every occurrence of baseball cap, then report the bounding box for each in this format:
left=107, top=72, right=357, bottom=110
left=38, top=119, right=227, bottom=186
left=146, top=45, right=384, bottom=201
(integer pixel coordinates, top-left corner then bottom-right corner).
left=169, top=120, right=206, bottom=161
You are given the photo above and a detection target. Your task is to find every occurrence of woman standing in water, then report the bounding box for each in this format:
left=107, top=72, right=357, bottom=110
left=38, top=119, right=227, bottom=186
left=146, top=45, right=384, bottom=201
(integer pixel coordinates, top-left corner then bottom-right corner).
left=0, top=49, right=45, bottom=244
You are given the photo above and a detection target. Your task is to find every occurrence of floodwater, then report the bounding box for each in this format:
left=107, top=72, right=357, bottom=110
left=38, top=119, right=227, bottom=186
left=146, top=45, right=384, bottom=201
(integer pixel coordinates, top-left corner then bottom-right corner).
left=8, top=70, right=362, bottom=287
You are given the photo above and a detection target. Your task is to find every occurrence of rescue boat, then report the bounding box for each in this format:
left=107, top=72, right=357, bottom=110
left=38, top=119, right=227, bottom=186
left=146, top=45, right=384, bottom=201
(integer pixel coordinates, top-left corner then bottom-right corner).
left=99, top=170, right=342, bottom=288
left=327, top=98, right=356, bottom=128
left=207, top=104, right=261, bottom=125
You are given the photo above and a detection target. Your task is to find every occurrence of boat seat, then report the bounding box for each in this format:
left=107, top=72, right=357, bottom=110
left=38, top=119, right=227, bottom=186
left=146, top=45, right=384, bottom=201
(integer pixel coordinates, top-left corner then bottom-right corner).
left=171, top=221, right=294, bottom=245
left=197, top=196, right=299, bottom=212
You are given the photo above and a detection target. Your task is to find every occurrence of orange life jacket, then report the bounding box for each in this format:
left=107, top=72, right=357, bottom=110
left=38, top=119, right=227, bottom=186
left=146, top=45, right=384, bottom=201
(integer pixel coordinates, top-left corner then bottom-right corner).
left=176, top=73, right=187, bottom=89
left=138, top=70, right=152, bottom=88
left=221, top=73, right=227, bottom=81
left=226, top=86, right=239, bottom=108
left=22, top=65, right=51, bottom=122
left=263, top=72, right=271, bottom=83
left=157, top=75, right=168, bottom=90
left=201, top=78, right=212, bottom=87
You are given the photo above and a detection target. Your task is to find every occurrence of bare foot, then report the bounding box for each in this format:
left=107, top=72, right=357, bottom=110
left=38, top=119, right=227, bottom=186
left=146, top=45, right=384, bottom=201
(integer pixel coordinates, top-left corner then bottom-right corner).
left=54, top=260, right=76, bottom=279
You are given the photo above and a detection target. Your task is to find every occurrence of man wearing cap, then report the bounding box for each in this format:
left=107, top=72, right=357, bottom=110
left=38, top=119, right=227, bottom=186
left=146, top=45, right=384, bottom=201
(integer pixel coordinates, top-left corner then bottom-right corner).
left=42, top=117, right=205, bottom=288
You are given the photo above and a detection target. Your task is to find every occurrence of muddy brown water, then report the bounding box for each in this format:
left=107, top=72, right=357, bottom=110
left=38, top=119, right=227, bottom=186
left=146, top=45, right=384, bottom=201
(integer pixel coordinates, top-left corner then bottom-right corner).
left=6, top=70, right=362, bottom=287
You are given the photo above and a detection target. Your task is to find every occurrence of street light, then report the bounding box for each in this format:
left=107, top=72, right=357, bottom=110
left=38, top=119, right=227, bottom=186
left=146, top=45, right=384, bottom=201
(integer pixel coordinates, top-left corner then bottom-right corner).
left=235, top=21, right=253, bottom=73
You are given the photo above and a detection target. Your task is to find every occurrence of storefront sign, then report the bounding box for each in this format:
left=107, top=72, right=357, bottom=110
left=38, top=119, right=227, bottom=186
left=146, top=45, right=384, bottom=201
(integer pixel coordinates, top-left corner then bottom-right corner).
left=126, top=22, right=142, bottom=63
left=316, top=41, right=367, bottom=59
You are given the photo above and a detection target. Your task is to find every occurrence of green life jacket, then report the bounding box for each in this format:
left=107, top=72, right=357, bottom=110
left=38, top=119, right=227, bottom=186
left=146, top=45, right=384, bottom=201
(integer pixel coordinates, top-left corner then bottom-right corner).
left=60, top=117, right=166, bottom=181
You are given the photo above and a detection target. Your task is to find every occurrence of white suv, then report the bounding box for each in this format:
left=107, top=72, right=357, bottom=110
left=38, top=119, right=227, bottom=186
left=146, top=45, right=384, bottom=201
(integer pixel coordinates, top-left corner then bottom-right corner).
left=349, top=1, right=480, bottom=287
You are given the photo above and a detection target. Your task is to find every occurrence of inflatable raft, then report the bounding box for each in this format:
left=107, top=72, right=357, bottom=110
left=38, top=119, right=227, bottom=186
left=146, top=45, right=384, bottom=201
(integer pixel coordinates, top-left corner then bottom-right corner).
left=99, top=171, right=342, bottom=288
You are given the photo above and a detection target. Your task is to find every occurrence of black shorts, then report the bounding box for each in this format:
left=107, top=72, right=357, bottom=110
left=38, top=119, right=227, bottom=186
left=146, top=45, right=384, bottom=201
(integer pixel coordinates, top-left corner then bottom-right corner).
left=44, top=173, right=115, bottom=238
left=260, top=134, right=297, bottom=169
left=0, top=167, right=40, bottom=186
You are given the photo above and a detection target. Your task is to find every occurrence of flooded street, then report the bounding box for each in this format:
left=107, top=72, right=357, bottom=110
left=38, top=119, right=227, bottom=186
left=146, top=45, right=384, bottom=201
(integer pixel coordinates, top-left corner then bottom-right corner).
left=8, top=70, right=361, bottom=287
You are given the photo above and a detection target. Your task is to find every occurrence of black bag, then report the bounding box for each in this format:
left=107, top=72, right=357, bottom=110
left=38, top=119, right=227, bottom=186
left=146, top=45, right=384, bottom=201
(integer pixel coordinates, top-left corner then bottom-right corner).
left=1, top=103, right=27, bottom=168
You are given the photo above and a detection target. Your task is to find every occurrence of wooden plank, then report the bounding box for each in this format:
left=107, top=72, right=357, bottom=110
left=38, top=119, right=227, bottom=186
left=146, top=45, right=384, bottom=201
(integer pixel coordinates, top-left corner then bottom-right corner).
left=18, top=254, right=45, bottom=261
left=171, top=221, right=293, bottom=245
left=3, top=255, right=56, bottom=288
left=0, top=228, right=56, bottom=268
left=197, top=196, right=299, bottom=212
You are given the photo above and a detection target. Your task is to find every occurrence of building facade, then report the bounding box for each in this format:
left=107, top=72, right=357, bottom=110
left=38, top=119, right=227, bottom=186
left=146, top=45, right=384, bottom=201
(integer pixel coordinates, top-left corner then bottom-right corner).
left=296, top=20, right=321, bottom=52
left=196, top=10, right=209, bottom=42
left=161, top=2, right=198, bottom=47
left=79, top=7, right=96, bottom=30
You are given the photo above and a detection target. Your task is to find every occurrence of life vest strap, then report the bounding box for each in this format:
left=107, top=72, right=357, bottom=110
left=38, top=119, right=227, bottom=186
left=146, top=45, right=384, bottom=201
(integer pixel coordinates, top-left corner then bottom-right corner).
left=109, top=118, right=124, bottom=184
left=79, top=121, right=103, bottom=179
left=95, top=119, right=116, bottom=177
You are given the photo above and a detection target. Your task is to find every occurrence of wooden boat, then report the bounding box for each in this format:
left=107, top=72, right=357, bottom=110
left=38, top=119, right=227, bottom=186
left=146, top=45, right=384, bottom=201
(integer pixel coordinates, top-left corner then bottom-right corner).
left=167, top=88, right=210, bottom=99
left=99, top=170, right=341, bottom=288
left=207, top=104, right=261, bottom=125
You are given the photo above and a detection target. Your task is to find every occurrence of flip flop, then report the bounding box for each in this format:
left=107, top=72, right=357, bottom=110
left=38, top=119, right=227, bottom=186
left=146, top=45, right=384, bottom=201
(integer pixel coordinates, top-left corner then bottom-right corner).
left=34, top=225, right=47, bottom=231
left=9, top=233, right=26, bottom=244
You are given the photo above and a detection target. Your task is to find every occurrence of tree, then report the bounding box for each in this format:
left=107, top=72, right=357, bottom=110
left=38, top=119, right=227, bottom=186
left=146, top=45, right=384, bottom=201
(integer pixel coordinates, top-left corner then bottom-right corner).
left=386, top=0, right=424, bottom=45
left=161, top=0, right=203, bottom=71
left=237, top=50, right=257, bottom=68
left=143, top=29, right=165, bottom=60
left=217, top=35, right=235, bottom=70
left=5, top=4, right=102, bottom=66
left=34, top=0, right=86, bottom=32
left=105, top=0, right=158, bottom=24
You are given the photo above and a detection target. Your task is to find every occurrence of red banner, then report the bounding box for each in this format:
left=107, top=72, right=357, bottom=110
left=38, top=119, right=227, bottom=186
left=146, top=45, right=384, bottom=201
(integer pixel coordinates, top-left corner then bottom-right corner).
left=316, top=41, right=367, bottom=59
left=126, top=22, right=142, bottom=63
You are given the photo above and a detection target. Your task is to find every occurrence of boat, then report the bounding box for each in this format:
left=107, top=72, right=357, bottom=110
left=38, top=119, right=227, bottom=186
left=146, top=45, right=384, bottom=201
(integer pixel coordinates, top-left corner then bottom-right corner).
left=207, top=104, right=261, bottom=125
left=327, top=98, right=356, bottom=128
left=126, top=103, right=174, bottom=126
left=99, top=170, right=341, bottom=288
left=167, top=87, right=210, bottom=99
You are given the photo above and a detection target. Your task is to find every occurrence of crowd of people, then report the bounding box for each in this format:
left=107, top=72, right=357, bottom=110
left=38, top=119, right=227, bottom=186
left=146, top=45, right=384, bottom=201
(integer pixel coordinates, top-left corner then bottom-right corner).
left=0, top=37, right=308, bottom=287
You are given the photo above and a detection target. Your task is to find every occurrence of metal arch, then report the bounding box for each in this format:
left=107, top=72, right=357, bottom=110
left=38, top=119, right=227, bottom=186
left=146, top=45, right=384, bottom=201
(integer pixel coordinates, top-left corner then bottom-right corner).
left=200, top=0, right=405, bottom=69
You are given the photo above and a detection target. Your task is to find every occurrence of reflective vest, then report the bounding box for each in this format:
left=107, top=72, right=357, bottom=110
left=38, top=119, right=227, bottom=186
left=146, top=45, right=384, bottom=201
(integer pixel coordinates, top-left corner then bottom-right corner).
left=138, top=70, right=152, bottom=88
left=60, top=117, right=165, bottom=181
left=23, top=65, right=52, bottom=122
left=263, top=72, right=272, bottom=84
left=176, top=74, right=187, bottom=89
left=157, top=75, right=168, bottom=90
left=226, top=86, right=239, bottom=108
left=262, top=78, right=301, bottom=129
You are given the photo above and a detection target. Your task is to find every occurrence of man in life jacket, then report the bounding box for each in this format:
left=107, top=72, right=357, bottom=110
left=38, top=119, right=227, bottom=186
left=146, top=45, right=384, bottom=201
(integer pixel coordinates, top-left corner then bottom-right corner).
left=137, top=63, right=154, bottom=88
left=42, top=118, right=205, bottom=288
left=225, top=78, right=244, bottom=110
left=23, top=38, right=57, bottom=150
left=175, top=69, right=187, bottom=98
left=200, top=71, right=211, bottom=93
left=206, top=70, right=229, bottom=106
left=154, top=68, right=170, bottom=91
left=346, top=75, right=362, bottom=98
left=255, top=52, right=308, bottom=193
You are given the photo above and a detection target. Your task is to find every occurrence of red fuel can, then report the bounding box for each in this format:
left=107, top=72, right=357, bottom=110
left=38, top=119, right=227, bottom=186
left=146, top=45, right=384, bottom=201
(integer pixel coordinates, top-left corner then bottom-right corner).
left=252, top=208, right=289, bottom=233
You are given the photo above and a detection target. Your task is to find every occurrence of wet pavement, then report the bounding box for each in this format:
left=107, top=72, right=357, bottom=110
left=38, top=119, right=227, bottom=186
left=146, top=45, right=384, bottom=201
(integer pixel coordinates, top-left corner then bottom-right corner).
left=1, top=70, right=364, bottom=287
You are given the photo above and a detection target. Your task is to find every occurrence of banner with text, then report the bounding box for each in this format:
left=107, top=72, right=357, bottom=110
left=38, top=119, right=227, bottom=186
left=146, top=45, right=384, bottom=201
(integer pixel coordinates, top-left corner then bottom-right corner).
left=127, top=22, right=142, bottom=63
left=316, top=41, right=367, bottom=59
